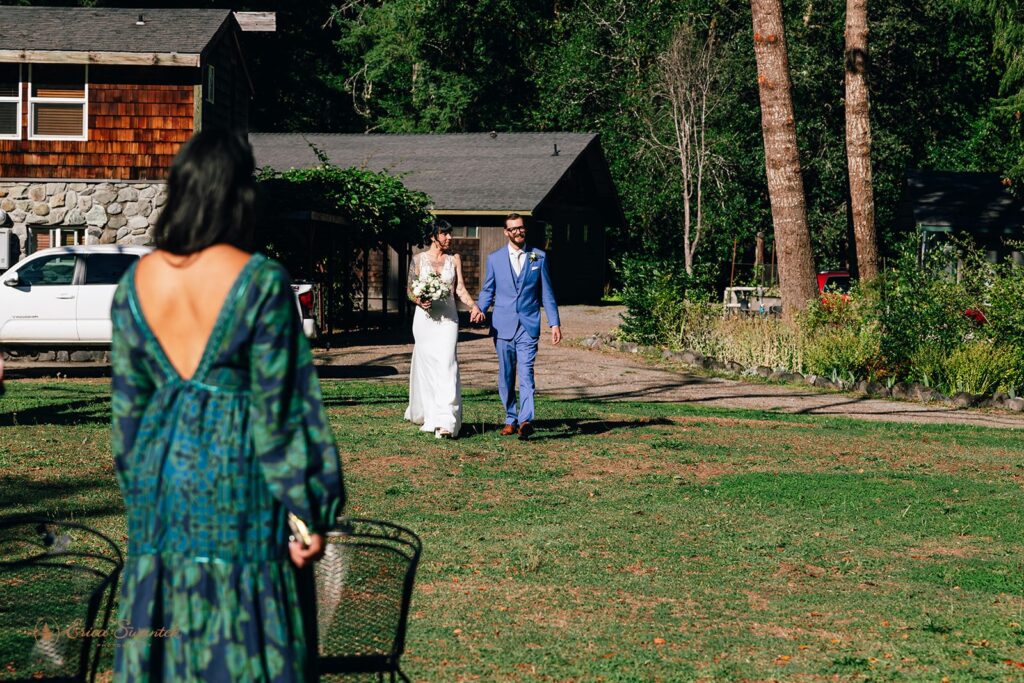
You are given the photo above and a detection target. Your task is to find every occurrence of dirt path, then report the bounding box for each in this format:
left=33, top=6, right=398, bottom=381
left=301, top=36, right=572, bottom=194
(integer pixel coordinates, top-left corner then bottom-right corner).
left=317, top=305, right=1024, bottom=430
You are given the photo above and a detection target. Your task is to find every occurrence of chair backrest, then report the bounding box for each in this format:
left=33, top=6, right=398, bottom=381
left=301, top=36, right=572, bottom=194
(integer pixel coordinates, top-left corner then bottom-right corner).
left=316, top=518, right=421, bottom=670
left=0, top=518, right=123, bottom=683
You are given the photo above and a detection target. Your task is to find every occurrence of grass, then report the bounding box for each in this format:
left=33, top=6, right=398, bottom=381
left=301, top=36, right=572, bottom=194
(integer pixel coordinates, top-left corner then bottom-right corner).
left=2, top=379, right=1024, bottom=681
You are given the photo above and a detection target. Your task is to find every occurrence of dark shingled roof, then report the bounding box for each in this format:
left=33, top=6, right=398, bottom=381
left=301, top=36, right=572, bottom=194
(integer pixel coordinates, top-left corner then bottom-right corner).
left=248, top=132, right=601, bottom=213
left=0, top=7, right=231, bottom=55
left=905, top=170, right=1024, bottom=236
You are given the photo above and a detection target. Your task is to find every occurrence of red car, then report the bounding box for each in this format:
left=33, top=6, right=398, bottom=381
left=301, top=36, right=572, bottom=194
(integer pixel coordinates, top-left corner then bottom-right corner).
left=816, top=271, right=851, bottom=294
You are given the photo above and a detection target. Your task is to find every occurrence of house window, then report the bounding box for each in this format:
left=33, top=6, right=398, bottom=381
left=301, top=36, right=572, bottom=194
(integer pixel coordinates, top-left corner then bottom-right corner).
left=0, top=63, right=21, bottom=140
left=29, top=64, right=87, bottom=140
left=32, top=227, right=81, bottom=252
left=205, top=65, right=215, bottom=104
left=450, top=226, right=479, bottom=238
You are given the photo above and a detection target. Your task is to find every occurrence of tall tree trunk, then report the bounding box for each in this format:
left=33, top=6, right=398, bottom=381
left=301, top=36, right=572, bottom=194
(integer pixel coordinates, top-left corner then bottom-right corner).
left=844, top=0, right=878, bottom=281
left=750, top=0, right=817, bottom=316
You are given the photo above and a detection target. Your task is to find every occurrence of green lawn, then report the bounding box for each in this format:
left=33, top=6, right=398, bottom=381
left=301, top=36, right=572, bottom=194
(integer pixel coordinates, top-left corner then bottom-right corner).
left=2, top=379, right=1024, bottom=681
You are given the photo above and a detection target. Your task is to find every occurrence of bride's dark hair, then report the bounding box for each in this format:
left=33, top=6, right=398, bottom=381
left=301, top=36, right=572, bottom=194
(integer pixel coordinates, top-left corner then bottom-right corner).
left=425, top=219, right=453, bottom=244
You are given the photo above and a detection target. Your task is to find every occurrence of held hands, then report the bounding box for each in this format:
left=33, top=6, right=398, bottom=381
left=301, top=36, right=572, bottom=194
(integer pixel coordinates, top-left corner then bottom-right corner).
left=289, top=533, right=326, bottom=569
left=551, top=325, right=562, bottom=346
left=469, top=305, right=485, bottom=324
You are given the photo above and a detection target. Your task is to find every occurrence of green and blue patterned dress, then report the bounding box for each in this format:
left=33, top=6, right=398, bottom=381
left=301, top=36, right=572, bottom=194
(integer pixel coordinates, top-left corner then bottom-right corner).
left=109, top=252, right=344, bottom=682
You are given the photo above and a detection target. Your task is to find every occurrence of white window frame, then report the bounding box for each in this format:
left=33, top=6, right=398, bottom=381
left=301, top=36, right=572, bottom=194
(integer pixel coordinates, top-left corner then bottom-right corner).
left=0, top=63, right=21, bottom=141
left=28, top=63, right=88, bottom=142
left=31, top=227, right=81, bottom=253
left=51, top=228, right=81, bottom=247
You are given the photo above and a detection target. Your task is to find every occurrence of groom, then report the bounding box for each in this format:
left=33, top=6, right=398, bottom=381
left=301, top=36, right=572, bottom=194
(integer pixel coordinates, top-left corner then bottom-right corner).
left=470, top=213, right=561, bottom=439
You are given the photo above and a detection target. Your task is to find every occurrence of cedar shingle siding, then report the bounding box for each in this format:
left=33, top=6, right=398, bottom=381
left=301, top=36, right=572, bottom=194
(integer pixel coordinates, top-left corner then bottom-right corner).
left=0, top=7, right=247, bottom=181
left=0, top=67, right=194, bottom=180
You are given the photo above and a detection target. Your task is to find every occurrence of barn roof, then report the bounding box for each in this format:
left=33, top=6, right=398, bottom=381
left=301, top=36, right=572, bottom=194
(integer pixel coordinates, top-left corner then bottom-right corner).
left=249, top=132, right=621, bottom=220
left=0, top=7, right=235, bottom=66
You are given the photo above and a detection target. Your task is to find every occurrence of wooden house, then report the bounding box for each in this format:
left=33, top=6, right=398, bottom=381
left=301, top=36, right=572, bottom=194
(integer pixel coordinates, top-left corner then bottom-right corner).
left=0, top=7, right=269, bottom=261
left=249, top=132, right=624, bottom=305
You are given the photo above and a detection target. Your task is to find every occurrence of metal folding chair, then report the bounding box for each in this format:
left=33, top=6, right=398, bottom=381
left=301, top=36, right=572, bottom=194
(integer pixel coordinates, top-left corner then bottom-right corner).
left=316, top=518, right=422, bottom=682
left=0, top=518, right=123, bottom=683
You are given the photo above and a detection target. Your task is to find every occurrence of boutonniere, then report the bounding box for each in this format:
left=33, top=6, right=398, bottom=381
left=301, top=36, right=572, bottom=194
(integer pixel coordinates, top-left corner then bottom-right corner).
left=529, top=253, right=538, bottom=262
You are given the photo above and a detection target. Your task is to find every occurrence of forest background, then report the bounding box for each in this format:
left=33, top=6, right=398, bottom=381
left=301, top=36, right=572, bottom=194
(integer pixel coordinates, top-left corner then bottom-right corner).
left=6, top=0, right=1023, bottom=294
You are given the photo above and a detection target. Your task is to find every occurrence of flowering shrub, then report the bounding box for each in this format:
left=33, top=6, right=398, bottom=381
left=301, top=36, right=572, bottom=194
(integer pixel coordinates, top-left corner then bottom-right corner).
left=621, top=242, right=1024, bottom=396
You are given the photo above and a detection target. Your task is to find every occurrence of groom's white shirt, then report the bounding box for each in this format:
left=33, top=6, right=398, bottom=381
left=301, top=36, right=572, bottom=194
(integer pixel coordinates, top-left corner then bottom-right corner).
left=508, top=243, right=525, bottom=277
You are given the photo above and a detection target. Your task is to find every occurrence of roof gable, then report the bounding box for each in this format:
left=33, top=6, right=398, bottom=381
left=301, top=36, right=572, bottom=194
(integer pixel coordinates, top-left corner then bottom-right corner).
left=249, top=132, right=607, bottom=214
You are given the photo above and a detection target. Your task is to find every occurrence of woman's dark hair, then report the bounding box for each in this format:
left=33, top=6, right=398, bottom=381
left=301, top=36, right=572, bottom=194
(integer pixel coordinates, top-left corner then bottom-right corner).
left=154, top=128, right=256, bottom=255
left=425, top=218, right=453, bottom=244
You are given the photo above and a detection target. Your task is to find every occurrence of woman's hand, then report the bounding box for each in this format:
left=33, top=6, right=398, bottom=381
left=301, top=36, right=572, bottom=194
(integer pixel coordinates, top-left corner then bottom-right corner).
left=418, top=299, right=432, bottom=310
left=289, top=533, right=326, bottom=568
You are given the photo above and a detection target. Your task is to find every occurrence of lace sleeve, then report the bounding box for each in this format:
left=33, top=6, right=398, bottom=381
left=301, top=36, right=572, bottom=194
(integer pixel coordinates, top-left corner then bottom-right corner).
left=407, top=253, right=419, bottom=290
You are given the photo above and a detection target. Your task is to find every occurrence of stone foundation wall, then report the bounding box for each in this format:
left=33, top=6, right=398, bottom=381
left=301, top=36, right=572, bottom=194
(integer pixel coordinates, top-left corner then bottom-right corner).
left=0, top=180, right=166, bottom=261
left=2, top=348, right=109, bottom=362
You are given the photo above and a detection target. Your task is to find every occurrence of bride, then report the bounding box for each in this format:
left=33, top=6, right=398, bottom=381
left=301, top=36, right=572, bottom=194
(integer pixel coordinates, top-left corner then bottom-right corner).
left=404, top=220, right=481, bottom=438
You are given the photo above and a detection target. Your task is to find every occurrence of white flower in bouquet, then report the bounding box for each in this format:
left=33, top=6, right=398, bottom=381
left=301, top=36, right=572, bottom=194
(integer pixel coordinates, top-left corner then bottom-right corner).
left=411, top=271, right=451, bottom=302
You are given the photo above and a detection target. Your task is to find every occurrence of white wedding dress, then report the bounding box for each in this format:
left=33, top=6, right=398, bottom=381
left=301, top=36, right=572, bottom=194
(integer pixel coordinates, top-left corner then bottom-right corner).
left=404, top=253, right=462, bottom=436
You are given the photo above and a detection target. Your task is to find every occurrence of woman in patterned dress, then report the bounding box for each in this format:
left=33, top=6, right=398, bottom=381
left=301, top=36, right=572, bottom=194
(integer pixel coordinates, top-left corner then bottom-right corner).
left=110, top=129, right=344, bottom=682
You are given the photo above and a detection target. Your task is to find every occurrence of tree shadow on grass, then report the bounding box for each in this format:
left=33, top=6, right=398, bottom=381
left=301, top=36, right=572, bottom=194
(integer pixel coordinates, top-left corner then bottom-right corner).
left=4, top=365, right=112, bottom=380
left=457, top=416, right=673, bottom=440
left=0, top=396, right=111, bottom=427
left=0, top=474, right=123, bottom=519
left=317, top=364, right=400, bottom=379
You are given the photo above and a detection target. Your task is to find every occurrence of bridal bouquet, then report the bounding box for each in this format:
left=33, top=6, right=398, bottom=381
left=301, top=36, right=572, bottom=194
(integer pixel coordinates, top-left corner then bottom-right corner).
left=411, top=271, right=451, bottom=302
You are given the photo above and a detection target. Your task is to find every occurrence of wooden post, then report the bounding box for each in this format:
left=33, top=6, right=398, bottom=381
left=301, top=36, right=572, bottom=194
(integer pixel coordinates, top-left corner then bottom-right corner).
left=755, top=231, right=765, bottom=285
left=382, top=243, right=390, bottom=326
left=729, top=237, right=738, bottom=288
left=362, top=245, right=370, bottom=328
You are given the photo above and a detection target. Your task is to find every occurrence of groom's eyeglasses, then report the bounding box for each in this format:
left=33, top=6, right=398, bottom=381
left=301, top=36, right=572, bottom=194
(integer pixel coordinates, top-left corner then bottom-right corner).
left=505, top=227, right=527, bottom=233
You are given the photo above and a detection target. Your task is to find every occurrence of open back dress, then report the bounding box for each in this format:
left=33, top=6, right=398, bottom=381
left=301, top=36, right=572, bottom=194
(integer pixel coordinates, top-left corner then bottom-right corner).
left=109, top=252, right=344, bottom=682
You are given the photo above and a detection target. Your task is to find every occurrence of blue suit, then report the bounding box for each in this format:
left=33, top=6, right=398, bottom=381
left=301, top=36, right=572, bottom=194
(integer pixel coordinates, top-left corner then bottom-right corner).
left=476, top=246, right=560, bottom=426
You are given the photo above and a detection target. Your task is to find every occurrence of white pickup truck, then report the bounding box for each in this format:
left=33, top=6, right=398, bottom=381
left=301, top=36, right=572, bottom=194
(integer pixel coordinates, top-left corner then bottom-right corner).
left=0, top=245, right=317, bottom=345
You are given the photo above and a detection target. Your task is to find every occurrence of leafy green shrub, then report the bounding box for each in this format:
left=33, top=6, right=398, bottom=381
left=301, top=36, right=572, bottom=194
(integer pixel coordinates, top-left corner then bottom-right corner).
left=619, top=257, right=712, bottom=346
left=713, top=317, right=807, bottom=371
left=866, top=246, right=974, bottom=374
left=906, top=344, right=949, bottom=389
left=618, top=239, right=1024, bottom=397
left=674, top=301, right=723, bottom=357
left=803, top=324, right=883, bottom=380
left=939, top=340, right=1024, bottom=395
left=981, top=263, right=1024, bottom=349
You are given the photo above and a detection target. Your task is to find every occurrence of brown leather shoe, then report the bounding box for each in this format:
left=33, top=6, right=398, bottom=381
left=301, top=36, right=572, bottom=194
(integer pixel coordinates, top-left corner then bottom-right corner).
left=517, top=421, right=534, bottom=439
left=500, top=424, right=518, bottom=436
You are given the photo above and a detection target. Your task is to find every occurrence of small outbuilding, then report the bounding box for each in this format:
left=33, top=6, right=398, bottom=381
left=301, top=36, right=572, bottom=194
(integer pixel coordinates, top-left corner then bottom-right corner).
left=249, top=132, right=624, bottom=305
left=903, top=170, right=1024, bottom=264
